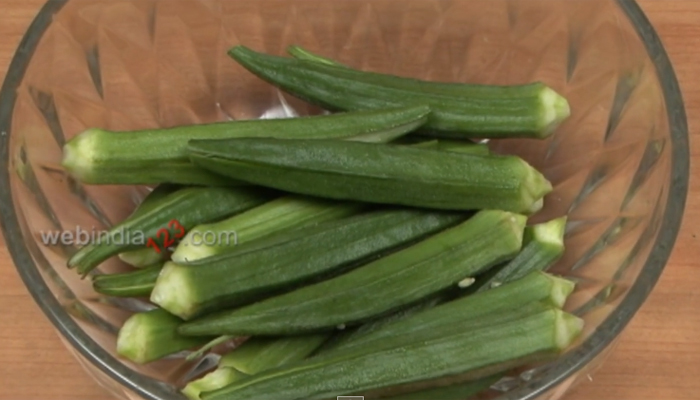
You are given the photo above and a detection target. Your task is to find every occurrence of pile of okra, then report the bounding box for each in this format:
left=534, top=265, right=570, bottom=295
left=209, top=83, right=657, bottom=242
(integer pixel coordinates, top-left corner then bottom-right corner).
left=61, top=45, right=580, bottom=400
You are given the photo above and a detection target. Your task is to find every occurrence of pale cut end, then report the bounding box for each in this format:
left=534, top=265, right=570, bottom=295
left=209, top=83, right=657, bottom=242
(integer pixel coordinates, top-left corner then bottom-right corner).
left=61, top=128, right=103, bottom=183
left=554, top=309, right=584, bottom=351
left=518, top=158, right=553, bottom=214
left=532, top=216, right=568, bottom=247
left=546, top=274, right=577, bottom=308
left=171, top=229, right=219, bottom=264
left=507, top=213, right=529, bottom=249
left=538, top=87, right=571, bottom=137
left=116, top=313, right=149, bottom=364
left=150, top=262, right=197, bottom=320
left=528, top=198, right=545, bottom=214
left=182, top=368, right=246, bottom=400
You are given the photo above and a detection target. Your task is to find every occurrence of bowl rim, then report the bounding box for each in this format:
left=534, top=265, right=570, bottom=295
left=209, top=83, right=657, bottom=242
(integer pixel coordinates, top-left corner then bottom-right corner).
left=0, top=1, right=689, bottom=399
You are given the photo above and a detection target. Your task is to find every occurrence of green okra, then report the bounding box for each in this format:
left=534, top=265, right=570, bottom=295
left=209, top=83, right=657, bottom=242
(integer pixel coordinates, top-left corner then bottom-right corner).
left=316, top=293, right=448, bottom=355
left=183, top=368, right=248, bottom=400
left=284, top=46, right=554, bottom=104
left=325, top=271, right=575, bottom=356
left=92, top=263, right=163, bottom=297
left=473, top=216, right=568, bottom=293
left=90, top=199, right=361, bottom=301
left=68, top=186, right=272, bottom=276
left=201, top=308, right=583, bottom=400
left=229, top=45, right=570, bottom=139
left=62, top=106, right=430, bottom=186
left=187, top=138, right=552, bottom=214
left=172, top=139, right=489, bottom=263
left=117, top=184, right=181, bottom=268
left=172, top=195, right=362, bottom=263
left=219, top=335, right=331, bottom=375
left=116, top=308, right=214, bottom=364
left=199, top=273, right=574, bottom=398
left=182, top=334, right=330, bottom=400
left=152, top=209, right=465, bottom=320
left=177, top=210, right=526, bottom=337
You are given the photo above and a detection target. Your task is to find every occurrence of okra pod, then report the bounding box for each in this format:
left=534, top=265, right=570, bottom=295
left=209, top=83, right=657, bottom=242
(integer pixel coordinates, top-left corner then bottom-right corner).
left=201, top=308, right=583, bottom=400
left=68, top=186, right=272, bottom=276
left=317, top=294, right=447, bottom=355
left=178, top=210, right=526, bottom=337
left=284, top=46, right=555, bottom=104
left=117, top=184, right=181, bottom=267
left=219, top=335, right=330, bottom=375
left=173, top=140, right=488, bottom=263
left=62, top=106, right=430, bottom=186
left=92, top=263, right=163, bottom=297
left=116, top=308, right=214, bottom=364
left=229, top=46, right=570, bottom=139
left=153, top=209, right=465, bottom=319
left=90, top=199, right=362, bottom=301
left=188, top=138, right=552, bottom=214
left=326, top=271, right=575, bottom=356
left=183, top=334, right=329, bottom=400
left=474, top=216, right=568, bottom=293
left=183, top=368, right=248, bottom=400
left=122, top=184, right=182, bottom=219
left=171, top=195, right=362, bottom=263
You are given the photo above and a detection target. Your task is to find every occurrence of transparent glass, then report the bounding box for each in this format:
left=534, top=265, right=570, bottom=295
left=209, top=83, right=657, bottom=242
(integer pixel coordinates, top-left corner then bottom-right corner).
left=0, top=1, right=688, bottom=400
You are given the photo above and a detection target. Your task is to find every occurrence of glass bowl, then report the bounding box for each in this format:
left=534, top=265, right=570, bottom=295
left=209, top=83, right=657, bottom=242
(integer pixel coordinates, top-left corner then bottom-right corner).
left=0, top=0, right=689, bottom=399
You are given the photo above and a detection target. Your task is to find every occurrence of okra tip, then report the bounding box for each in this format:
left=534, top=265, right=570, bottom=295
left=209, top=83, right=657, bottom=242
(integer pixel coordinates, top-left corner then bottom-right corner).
left=150, top=262, right=197, bottom=320
left=67, top=244, right=99, bottom=277
left=508, top=212, right=529, bottom=244
left=116, top=312, right=152, bottom=364
left=519, top=158, right=553, bottom=214
left=537, top=87, right=571, bottom=138
left=61, top=128, right=105, bottom=184
left=546, top=273, right=576, bottom=308
left=228, top=45, right=258, bottom=63
left=533, top=216, right=568, bottom=246
left=554, top=309, right=584, bottom=351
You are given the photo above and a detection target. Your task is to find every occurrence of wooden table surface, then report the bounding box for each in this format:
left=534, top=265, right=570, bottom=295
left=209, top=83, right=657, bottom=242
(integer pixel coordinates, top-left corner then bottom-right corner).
left=0, top=1, right=698, bottom=399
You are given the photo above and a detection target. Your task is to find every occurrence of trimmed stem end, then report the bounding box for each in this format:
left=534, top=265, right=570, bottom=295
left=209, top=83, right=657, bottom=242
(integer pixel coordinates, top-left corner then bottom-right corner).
left=538, top=87, right=571, bottom=137
left=116, top=313, right=151, bottom=364
left=61, top=128, right=104, bottom=183
left=532, top=216, right=568, bottom=247
left=150, top=262, right=197, bottom=320
left=554, top=309, right=584, bottom=351
left=547, top=274, right=577, bottom=308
